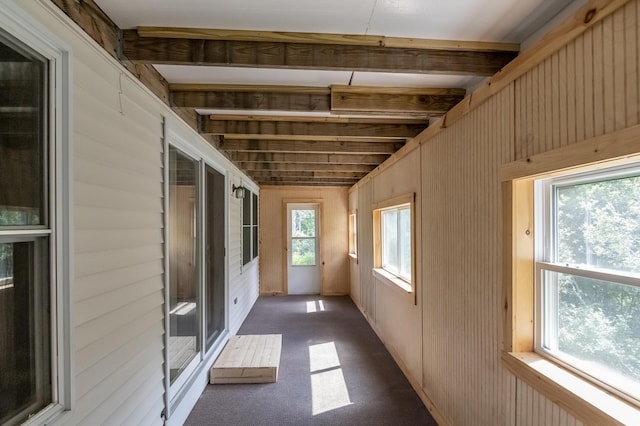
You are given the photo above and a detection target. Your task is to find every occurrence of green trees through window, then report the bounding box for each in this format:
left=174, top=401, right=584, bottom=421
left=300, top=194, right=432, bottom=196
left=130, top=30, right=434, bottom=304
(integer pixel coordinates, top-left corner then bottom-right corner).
left=539, top=170, right=640, bottom=402
left=291, top=209, right=316, bottom=266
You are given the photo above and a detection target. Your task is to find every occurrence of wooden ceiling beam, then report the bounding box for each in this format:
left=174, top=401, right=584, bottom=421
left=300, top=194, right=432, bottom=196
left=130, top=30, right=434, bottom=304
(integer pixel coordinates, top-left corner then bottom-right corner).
left=170, top=84, right=463, bottom=115
left=256, top=176, right=358, bottom=185
left=238, top=162, right=376, bottom=172
left=121, top=30, right=518, bottom=76
left=248, top=170, right=367, bottom=179
left=201, top=117, right=425, bottom=138
left=219, top=139, right=403, bottom=154
left=171, top=87, right=330, bottom=112
left=257, top=180, right=355, bottom=187
left=331, top=85, right=465, bottom=115
left=137, top=26, right=520, bottom=52
left=227, top=152, right=388, bottom=164
left=208, top=114, right=425, bottom=124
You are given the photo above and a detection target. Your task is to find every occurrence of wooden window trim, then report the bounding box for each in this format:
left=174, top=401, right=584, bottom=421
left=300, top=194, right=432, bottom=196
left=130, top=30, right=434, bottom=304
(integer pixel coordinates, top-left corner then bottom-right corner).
left=348, top=209, right=357, bottom=262
left=372, top=193, right=416, bottom=303
left=502, top=125, right=640, bottom=425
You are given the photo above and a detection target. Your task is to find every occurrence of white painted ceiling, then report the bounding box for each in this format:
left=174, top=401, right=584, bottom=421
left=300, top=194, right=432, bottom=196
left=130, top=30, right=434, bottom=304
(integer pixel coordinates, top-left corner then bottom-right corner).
left=96, top=0, right=578, bottom=91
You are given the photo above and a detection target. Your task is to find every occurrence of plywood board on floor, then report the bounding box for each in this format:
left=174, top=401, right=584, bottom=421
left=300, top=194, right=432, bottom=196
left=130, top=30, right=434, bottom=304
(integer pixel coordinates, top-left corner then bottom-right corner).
left=210, top=334, right=282, bottom=384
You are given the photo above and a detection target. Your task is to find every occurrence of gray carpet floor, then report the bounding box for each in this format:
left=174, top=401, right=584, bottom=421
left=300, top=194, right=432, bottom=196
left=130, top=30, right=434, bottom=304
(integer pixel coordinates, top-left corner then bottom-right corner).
left=185, top=295, right=437, bottom=425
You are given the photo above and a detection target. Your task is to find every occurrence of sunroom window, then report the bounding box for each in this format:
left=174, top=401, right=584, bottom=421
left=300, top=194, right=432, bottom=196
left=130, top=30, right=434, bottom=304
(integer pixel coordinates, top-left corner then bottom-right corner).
left=372, top=194, right=414, bottom=293
left=535, top=165, right=640, bottom=404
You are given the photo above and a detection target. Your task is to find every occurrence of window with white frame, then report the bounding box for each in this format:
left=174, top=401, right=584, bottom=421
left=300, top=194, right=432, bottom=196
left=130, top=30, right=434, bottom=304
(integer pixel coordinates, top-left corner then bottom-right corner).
left=535, top=163, right=640, bottom=405
left=0, top=21, right=69, bottom=425
left=373, top=194, right=414, bottom=291
left=242, top=189, right=258, bottom=266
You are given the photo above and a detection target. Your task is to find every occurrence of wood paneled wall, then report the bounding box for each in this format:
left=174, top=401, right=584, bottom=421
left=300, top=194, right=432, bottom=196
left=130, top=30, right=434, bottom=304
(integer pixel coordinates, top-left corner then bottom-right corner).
left=515, top=2, right=640, bottom=159
left=259, top=186, right=349, bottom=296
left=419, top=85, right=514, bottom=426
left=350, top=1, right=640, bottom=425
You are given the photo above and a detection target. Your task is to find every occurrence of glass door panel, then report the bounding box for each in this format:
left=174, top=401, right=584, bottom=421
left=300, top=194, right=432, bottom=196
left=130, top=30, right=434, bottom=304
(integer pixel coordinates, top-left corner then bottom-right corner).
left=168, top=147, right=199, bottom=384
left=205, top=166, right=225, bottom=350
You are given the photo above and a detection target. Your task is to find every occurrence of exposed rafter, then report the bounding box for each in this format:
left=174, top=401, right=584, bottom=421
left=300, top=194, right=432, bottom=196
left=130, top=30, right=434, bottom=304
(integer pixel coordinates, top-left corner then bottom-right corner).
left=170, top=84, right=465, bottom=116
left=331, top=85, right=465, bottom=115
left=116, top=26, right=520, bottom=186
left=136, top=26, right=520, bottom=51
left=121, top=29, right=518, bottom=76
left=238, top=161, right=376, bottom=172
left=218, top=139, right=404, bottom=154
left=248, top=170, right=367, bottom=179
left=202, top=115, right=426, bottom=139
left=226, top=151, right=388, bottom=164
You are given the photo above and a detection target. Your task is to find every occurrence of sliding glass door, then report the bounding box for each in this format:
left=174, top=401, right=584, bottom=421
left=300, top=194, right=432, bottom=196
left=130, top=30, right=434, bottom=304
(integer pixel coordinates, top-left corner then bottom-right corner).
left=165, top=136, right=229, bottom=415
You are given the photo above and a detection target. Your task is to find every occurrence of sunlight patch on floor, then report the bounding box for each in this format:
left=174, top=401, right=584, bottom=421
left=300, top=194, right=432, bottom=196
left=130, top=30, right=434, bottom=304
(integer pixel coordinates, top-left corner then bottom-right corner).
left=309, top=342, right=340, bottom=372
left=309, top=341, right=353, bottom=415
left=306, top=300, right=326, bottom=313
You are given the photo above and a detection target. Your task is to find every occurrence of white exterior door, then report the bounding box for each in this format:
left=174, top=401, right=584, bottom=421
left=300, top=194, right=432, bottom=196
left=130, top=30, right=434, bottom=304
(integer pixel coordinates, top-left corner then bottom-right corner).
left=287, top=203, right=321, bottom=294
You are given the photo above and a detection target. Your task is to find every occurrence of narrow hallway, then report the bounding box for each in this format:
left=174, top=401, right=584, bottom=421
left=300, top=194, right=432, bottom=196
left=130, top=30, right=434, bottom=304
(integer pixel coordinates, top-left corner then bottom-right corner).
left=186, top=296, right=436, bottom=425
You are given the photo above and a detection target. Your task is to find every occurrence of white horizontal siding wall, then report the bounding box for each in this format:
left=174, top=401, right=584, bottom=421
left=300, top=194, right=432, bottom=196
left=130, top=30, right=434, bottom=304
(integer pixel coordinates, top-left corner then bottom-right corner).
left=16, top=1, right=260, bottom=424
left=228, top=172, right=260, bottom=335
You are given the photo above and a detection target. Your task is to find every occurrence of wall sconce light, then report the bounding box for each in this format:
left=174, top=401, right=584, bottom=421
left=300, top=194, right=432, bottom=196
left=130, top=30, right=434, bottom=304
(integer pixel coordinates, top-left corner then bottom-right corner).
left=232, top=184, right=246, bottom=199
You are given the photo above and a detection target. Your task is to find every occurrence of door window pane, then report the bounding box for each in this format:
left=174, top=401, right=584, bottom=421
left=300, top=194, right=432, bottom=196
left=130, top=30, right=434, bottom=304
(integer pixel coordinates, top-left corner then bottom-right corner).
left=292, top=209, right=315, bottom=238
left=168, top=147, right=198, bottom=384
left=292, top=238, right=316, bottom=266
left=291, top=209, right=316, bottom=266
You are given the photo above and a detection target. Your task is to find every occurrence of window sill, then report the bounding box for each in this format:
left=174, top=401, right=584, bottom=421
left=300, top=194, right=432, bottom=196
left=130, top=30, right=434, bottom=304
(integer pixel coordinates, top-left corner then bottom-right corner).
left=372, top=268, right=413, bottom=293
left=501, top=351, right=640, bottom=425
left=348, top=253, right=358, bottom=262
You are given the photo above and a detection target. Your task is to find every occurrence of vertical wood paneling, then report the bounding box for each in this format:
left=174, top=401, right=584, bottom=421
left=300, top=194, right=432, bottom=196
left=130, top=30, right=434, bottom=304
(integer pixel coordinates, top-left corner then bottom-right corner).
left=603, top=15, right=616, bottom=135
left=515, top=380, right=586, bottom=426
left=626, top=1, right=639, bottom=126
left=348, top=190, right=361, bottom=307
left=583, top=29, right=596, bottom=140
left=367, top=153, right=422, bottom=382
left=357, top=182, right=374, bottom=318
left=592, top=22, right=606, bottom=138
left=514, top=3, right=640, bottom=160
left=419, top=86, right=514, bottom=426
left=354, top=3, right=640, bottom=423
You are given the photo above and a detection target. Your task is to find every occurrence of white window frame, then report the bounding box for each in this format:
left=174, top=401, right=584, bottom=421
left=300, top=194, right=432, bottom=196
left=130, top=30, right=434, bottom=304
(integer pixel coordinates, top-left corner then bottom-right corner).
left=534, top=163, right=640, bottom=406
left=241, top=187, right=259, bottom=267
left=0, top=2, right=73, bottom=424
